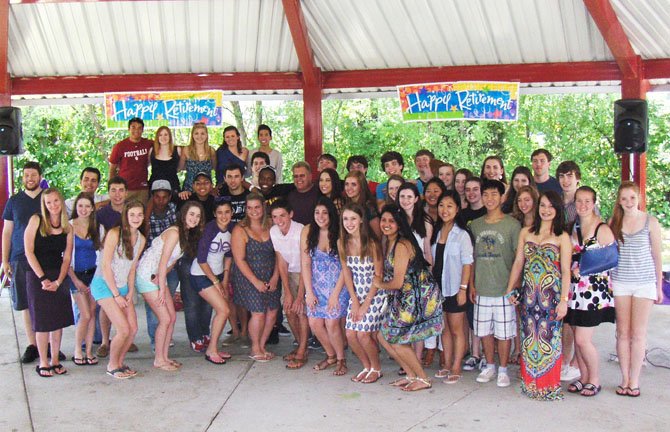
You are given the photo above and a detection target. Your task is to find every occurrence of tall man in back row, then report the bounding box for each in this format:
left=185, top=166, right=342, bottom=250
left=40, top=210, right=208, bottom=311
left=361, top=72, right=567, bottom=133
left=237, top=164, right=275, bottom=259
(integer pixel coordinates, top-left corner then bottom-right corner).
left=109, top=117, right=153, bottom=203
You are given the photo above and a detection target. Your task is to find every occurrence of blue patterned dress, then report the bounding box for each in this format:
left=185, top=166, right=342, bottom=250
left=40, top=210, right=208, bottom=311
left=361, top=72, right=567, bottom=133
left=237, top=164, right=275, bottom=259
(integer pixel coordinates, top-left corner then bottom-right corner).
left=183, top=158, right=213, bottom=192
left=345, top=255, right=388, bottom=332
left=520, top=242, right=563, bottom=401
left=307, top=248, right=349, bottom=319
left=380, top=240, right=443, bottom=344
left=232, top=231, right=280, bottom=313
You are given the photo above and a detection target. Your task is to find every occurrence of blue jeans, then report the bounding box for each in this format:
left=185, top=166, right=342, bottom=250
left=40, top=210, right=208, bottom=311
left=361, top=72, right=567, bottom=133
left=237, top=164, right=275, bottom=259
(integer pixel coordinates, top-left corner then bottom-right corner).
left=145, top=268, right=180, bottom=346
left=177, top=256, right=212, bottom=343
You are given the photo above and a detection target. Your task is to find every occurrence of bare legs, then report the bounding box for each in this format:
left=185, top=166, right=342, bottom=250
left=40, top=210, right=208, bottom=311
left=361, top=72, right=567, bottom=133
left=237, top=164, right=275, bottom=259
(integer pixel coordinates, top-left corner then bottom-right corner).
left=98, top=298, right=138, bottom=375
left=615, top=295, right=654, bottom=390
left=309, top=317, right=346, bottom=361
left=73, top=292, right=96, bottom=360
left=573, top=326, right=599, bottom=388
left=482, top=335, right=510, bottom=368
left=200, top=286, right=231, bottom=360
left=286, top=310, right=309, bottom=360
left=143, top=290, right=177, bottom=369
left=441, top=312, right=466, bottom=376
left=22, top=310, right=36, bottom=346
left=346, top=329, right=381, bottom=381
left=36, top=330, right=64, bottom=374
left=248, top=309, right=278, bottom=358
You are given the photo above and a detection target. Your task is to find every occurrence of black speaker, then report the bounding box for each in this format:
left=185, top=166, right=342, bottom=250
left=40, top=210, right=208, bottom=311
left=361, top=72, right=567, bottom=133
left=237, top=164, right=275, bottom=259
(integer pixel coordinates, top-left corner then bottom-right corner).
left=0, top=107, right=23, bottom=156
left=614, top=99, right=648, bottom=153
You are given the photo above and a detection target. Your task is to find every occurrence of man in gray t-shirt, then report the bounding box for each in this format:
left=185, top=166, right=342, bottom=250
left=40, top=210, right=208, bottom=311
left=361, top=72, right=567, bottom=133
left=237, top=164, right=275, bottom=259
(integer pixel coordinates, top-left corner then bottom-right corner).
left=469, top=180, right=521, bottom=388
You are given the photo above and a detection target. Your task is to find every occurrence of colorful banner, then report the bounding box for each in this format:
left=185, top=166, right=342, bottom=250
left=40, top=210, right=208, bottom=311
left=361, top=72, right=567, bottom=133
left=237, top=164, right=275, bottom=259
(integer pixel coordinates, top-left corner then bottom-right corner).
left=104, top=91, right=224, bottom=129
left=397, top=81, right=519, bottom=122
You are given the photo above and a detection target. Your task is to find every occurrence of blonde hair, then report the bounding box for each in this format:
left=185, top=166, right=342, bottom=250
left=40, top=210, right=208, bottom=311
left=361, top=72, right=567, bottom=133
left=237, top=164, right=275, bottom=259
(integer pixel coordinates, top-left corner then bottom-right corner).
left=153, top=126, right=174, bottom=156
left=39, top=188, right=70, bottom=236
left=239, top=192, right=271, bottom=230
left=186, top=122, right=213, bottom=161
left=610, top=181, right=640, bottom=243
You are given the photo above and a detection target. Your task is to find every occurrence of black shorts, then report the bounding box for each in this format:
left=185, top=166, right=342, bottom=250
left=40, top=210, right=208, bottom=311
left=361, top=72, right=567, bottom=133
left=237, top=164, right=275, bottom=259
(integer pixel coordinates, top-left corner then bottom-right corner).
left=9, top=259, right=30, bottom=311
left=443, top=293, right=467, bottom=314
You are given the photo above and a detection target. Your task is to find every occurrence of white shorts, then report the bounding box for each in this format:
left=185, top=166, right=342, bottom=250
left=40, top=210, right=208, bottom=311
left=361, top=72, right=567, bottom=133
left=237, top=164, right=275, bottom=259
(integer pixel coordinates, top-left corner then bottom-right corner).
left=611, top=280, right=657, bottom=300
left=473, top=295, right=516, bottom=340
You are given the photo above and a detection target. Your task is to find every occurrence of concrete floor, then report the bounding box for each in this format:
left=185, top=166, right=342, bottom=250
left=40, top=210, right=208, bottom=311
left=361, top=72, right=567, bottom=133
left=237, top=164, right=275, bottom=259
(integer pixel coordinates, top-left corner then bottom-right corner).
left=0, top=292, right=668, bottom=432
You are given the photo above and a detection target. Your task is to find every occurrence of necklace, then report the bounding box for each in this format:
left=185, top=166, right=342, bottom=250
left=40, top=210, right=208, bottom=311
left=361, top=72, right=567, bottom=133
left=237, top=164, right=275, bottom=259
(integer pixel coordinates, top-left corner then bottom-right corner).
left=51, top=219, right=62, bottom=229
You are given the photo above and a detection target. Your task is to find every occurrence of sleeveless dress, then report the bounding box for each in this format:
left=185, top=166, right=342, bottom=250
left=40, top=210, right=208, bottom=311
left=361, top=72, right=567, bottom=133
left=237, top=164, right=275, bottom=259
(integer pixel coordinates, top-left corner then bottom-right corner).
left=345, top=255, right=388, bottom=332
left=216, top=146, right=247, bottom=183
left=566, top=224, right=616, bottom=327
left=307, top=248, right=349, bottom=319
left=183, top=158, right=213, bottom=192
left=380, top=240, right=443, bottom=344
left=136, top=229, right=184, bottom=284
left=26, top=222, right=74, bottom=332
left=231, top=229, right=280, bottom=313
left=520, top=242, right=563, bottom=401
left=149, top=147, right=180, bottom=192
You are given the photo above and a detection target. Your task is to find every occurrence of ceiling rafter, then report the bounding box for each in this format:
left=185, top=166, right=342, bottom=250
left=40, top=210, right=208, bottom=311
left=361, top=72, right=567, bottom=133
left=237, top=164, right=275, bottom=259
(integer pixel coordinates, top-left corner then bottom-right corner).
left=583, top=0, right=641, bottom=79
left=281, top=0, right=319, bottom=87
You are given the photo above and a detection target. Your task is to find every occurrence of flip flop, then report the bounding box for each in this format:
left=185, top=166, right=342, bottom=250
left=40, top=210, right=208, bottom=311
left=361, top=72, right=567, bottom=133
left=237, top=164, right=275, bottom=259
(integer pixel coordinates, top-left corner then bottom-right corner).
left=248, top=354, right=270, bottom=363
left=616, top=385, right=629, bottom=396
left=402, top=377, right=432, bottom=392
left=434, top=369, right=450, bottom=379
left=389, top=377, right=412, bottom=387
left=568, top=380, right=584, bottom=393
left=120, top=365, right=138, bottom=376
left=627, top=387, right=641, bottom=397
left=205, top=354, right=227, bottom=365
left=351, top=368, right=369, bottom=382
left=361, top=368, right=382, bottom=384
left=285, top=357, right=308, bottom=369
left=51, top=364, right=68, bottom=375
left=443, top=374, right=462, bottom=385
left=154, top=363, right=179, bottom=372
left=85, top=356, right=99, bottom=366
left=72, top=356, right=87, bottom=366
left=580, top=383, right=601, bottom=397
left=219, top=351, right=232, bottom=360
left=35, top=366, right=53, bottom=378
left=106, top=368, right=132, bottom=380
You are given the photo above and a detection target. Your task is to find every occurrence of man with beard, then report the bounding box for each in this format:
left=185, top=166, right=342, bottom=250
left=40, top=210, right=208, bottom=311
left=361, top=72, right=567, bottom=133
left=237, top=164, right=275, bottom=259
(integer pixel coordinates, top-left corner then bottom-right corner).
left=2, top=161, right=45, bottom=363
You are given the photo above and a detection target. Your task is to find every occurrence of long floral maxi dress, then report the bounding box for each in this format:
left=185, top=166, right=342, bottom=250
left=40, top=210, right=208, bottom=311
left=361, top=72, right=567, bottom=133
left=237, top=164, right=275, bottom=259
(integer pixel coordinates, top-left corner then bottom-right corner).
left=380, top=240, right=443, bottom=344
left=520, top=242, right=563, bottom=401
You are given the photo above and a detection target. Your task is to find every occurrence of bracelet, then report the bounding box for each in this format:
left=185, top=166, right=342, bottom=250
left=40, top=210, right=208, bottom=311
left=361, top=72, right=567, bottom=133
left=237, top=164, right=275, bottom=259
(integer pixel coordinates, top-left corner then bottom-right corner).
left=39, top=275, right=48, bottom=282
left=561, top=295, right=569, bottom=302
left=113, top=293, right=120, bottom=298
left=459, top=287, right=467, bottom=292
left=459, top=284, right=467, bottom=288
left=55, top=280, right=60, bottom=287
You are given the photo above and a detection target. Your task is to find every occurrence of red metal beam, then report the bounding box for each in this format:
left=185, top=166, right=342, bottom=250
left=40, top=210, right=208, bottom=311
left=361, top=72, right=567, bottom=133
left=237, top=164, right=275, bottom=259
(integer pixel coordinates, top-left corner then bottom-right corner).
left=11, top=72, right=303, bottom=95
left=282, top=0, right=319, bottom=87
left=303, top=70, right=322, bottom=173
left=584, top=0, right=639, bottom=79
left=322, top=61, right=623, bottom=89
left=642, top=58, right=670, bottom=79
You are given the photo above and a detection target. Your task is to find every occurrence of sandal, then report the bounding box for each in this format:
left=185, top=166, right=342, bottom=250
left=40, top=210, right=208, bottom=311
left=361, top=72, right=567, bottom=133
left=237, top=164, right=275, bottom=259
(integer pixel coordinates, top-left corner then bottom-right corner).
left=286, top=357, right=308, bottom=370
left=35, top=366, right=53, bottom=378
left=580, top=383, right=601, bottom=397
left=402, top=377, right=432, bottom=392
left=351, top=368, right=369, bottom=382
left=106, top=367, right=132, bottom=380
left=568, top=380, right=584, bottom=393
left=389, top=377, right=412, bottom=387
left=85, top=356, right=99, bottom=366
left=51, top=364, right=67, bottom=375
left=361, top=368, right=382, bottom=384
left=248, top=354, right=270, bottom=363
left=72, top=356, right=86, bottom=366
left=333, top=359, right=348, bottom=376
left=282, top=350, right=298, bottom=362
left=443, top=373, right=462, bottom=385
left=627, top=387, right=641, bottom=397
left=120, top=365, right=137, bottom=376
left=205, top=354, right=227, bottom=365
left=397, top=367, right=407, bottom=376
left=313, top=355, right=337, bottom=371
left=434, top=369, right=450, bottom=379
left=155, top=362, right=179, bottom=371
left=616, top=385, right=629, bottom=396
left=422, top=349, right=436, bottom=367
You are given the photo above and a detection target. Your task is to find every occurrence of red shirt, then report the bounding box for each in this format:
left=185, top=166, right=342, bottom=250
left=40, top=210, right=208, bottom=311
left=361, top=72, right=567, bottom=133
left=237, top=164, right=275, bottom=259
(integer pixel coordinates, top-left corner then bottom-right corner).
left=109, top=138, right=153, bottom=190
left=368, top=180, right=379, bottom=195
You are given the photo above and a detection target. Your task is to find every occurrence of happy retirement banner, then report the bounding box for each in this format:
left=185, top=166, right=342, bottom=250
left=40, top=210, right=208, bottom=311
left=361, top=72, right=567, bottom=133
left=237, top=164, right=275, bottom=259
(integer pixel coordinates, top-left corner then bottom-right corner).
left=104, top=91, right=224, bottom=129
left=397, top=81, right=519, bottom=122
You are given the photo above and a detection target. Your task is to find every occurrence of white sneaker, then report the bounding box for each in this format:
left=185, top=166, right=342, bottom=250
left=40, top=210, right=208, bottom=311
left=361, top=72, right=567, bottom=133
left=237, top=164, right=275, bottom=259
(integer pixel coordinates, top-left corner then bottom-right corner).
left=497, top=371, right=511, bottom=387
left=560, top=365, right=581, bottom=382
left=476, top=367, right=496, bottom=383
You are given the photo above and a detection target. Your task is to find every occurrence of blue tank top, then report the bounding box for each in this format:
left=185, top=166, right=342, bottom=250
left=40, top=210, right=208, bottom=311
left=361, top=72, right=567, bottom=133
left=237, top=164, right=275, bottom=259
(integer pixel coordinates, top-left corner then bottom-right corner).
left=73, top=235, right=97, bottom=272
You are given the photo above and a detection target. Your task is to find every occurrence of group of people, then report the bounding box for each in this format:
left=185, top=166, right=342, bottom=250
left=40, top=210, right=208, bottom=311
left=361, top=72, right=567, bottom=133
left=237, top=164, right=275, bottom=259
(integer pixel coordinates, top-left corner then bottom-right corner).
left=2, top=117, right=663, bottom=397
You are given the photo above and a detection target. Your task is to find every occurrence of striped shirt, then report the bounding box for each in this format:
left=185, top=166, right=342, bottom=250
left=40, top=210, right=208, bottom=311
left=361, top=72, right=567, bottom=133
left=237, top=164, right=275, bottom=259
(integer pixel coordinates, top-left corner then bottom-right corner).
left=611, top=216, right=656, bottom=284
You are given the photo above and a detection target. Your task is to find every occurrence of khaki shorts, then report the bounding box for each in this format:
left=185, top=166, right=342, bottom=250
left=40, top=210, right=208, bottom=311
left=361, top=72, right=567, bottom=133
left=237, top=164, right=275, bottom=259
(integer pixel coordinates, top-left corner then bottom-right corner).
left=281, top=272, right=301, bottom=303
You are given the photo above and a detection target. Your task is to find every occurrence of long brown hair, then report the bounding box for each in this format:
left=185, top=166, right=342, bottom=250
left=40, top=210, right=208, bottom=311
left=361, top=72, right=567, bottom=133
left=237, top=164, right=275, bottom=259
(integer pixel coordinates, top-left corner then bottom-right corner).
left=39, top=188, right=70, bottom=236
left=338, top=202, right=380, bottom=263
left=153, top=126, right=174, bottom=156
left=72, top=192, right=101, bottom=249
left=610, top=181, right=640, bottom=243
left=118, top=200, right=145, bottom=260
left=343, top=170, right=375, bottom=209
left=512, top=185, right=539, bottom=226
left=176, top=201, right=205, bottom=257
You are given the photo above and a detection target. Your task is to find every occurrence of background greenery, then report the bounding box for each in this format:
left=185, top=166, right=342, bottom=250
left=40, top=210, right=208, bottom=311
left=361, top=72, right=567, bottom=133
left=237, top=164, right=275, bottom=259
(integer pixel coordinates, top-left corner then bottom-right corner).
left=11, top=94, right=670, bottom=226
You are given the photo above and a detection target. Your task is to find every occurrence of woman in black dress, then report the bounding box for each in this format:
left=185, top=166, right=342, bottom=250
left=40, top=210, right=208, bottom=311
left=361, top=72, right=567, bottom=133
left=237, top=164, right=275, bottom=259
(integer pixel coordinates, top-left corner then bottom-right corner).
left=24, top=188, right=74, bottom=377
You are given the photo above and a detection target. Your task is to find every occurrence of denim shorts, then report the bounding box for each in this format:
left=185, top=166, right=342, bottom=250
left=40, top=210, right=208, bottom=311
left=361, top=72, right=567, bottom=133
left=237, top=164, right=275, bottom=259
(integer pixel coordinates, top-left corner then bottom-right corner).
left=136, top=275, right=159, bottom=294
left=69, top=268, right=96, bottom=294
left=190, top=273, right=223, bottom=293
left=90, top=276, right=129, bottom=301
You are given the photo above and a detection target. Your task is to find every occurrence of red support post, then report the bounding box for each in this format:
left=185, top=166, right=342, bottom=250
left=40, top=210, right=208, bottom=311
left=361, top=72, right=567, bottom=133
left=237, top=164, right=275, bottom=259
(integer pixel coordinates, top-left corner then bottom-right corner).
left=303, top=69, right=322, bottom=174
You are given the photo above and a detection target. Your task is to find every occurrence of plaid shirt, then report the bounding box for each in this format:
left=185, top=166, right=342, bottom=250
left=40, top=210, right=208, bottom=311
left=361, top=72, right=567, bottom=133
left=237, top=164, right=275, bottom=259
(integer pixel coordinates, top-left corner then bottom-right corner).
left=148, top=202, right=177, bottom=244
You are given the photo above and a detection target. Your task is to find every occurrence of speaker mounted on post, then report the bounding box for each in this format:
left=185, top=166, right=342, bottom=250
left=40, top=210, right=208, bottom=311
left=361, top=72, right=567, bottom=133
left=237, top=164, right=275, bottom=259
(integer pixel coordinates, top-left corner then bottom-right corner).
left=614, top=99, right=648, bottom=153
left=0, top=106, right=24, bottom=156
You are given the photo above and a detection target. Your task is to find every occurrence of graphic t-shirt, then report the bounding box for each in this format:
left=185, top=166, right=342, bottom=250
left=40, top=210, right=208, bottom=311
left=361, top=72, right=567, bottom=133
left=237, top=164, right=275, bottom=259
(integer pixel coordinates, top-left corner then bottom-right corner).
left=109, top=138, right=153, bottom=190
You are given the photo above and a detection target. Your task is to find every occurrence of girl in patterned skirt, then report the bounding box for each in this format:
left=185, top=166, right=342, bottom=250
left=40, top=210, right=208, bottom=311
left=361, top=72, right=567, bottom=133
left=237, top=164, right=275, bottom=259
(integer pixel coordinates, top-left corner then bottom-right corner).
left=338, top=202, right=386, bottom=384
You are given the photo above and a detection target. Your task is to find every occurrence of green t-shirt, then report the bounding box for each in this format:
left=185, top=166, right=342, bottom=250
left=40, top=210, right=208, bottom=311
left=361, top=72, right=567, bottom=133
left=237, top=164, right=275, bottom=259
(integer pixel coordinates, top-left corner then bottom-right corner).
left=470, top=214, right=521, bottom=297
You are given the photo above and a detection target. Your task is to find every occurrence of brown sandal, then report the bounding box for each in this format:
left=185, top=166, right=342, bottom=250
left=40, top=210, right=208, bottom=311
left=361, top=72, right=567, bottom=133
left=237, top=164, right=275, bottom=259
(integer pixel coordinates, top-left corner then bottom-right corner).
left=333, top=359, right=348, bottom=376
left=422, top=349, right=436, bottom=367
left=286, top=357, right=308, bottom=370
left=313, top=355, right=337, bottom=371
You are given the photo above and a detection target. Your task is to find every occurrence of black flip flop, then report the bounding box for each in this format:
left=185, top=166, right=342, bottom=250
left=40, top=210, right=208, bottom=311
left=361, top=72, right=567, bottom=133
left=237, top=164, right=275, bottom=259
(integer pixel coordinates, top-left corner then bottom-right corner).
left=580, top=383, right=601, bottom=397
left=71, top=356, right=87, bottom=366
left=627, top=387, right=641, bottom=397
left=35, top=366, right=52, bottom=378
left=568, top=380, right=584, bottom=393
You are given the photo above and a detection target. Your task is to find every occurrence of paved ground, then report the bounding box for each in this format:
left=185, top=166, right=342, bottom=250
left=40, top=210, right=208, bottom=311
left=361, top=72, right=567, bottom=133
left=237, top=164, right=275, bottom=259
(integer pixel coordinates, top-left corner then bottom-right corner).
left=1, top=291, right=668, bottom=432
